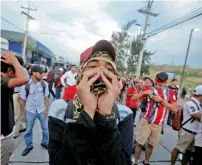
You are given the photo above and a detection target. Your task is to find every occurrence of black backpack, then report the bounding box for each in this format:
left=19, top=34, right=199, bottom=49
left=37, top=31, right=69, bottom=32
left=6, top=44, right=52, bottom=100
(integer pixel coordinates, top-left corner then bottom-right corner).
left=25, top=80, right=46, bottom=98
left=64, top=101, right=121, bottom=124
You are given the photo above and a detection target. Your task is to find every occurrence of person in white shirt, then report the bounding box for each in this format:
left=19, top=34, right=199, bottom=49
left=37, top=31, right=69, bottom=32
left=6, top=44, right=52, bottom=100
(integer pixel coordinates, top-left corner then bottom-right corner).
left=13, top=66, right=29, bottom=138
left=192, top=85, right=202, bottom=165
left=60, top=65, right=77, bottom=88
left=171, top=85, right=202, bottom=165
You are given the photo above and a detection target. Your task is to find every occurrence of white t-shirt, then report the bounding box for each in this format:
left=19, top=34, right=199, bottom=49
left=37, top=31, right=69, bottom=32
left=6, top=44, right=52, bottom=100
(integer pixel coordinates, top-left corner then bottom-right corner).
left=182, top=97, right=202, bottom=133
left=60, top=71, right=77, bottom=86
left=195, top=117, right=202, bottom=147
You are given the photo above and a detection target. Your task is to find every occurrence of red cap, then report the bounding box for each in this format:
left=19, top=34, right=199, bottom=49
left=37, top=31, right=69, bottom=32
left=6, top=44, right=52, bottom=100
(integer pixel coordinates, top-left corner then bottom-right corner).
left=80, top=40, right=116, bottom=64
left=80, top=46, right=93, bottom=64
left=155, top=77, right=167, bottom=84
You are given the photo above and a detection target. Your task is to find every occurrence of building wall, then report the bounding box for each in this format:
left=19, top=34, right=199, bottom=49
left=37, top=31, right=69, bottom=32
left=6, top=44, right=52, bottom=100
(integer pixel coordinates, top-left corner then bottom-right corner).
left=8, top=41, right=22, bottom=54
left=1, top=37, right=9, bottom=50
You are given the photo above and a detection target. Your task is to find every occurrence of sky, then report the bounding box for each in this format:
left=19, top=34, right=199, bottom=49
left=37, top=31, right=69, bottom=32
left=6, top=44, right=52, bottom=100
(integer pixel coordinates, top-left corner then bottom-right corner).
left=1, top=0, right=202, bottom=68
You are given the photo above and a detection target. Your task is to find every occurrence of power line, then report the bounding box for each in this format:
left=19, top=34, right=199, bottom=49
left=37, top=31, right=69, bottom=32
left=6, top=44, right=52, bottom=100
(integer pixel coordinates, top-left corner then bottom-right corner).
left=147, top=7, right=202, bottom=36
left=147, top=12, right=202, bottom=37
left=147, top=7, right=202, bottom=35
left=151, top=7, right=202, bottom=29
left=1, top=17, right=25, bottom=32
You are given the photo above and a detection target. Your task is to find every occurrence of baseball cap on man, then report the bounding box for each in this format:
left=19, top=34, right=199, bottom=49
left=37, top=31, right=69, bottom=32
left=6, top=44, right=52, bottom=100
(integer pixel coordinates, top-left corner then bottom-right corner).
left=193, top=85, right=202, bottom=96
left=31, top=64, right=44, bottom=74
left=80, top=40, right=116, bottom=64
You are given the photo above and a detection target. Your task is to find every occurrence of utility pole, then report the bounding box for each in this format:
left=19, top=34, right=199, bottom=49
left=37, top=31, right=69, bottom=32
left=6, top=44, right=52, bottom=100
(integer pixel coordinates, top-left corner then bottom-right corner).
left=21, top=5, right=36, bottom=63
left=136, top=1, right=158, bottom=78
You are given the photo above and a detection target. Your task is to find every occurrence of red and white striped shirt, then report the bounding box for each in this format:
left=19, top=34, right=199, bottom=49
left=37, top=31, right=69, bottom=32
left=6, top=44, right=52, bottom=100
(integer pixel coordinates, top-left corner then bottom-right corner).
left=144, top=87, right=176, bottom=125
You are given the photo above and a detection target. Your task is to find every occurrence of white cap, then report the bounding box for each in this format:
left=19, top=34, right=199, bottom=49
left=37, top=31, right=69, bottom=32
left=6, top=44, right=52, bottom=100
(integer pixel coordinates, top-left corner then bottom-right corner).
left=194, top=85, right=202, bottom=96
left=58, top=68, right=63, bottom=72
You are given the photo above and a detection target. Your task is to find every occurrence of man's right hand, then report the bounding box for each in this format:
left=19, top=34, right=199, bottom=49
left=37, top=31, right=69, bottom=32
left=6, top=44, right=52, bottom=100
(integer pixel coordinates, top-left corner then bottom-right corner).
left=77, top=68, right=101, bottom=119
left=1, top=52, right=18, bottom=65
left=20, top=113, right=25, bottom=121
left=143, top=90, right=153, bottom=95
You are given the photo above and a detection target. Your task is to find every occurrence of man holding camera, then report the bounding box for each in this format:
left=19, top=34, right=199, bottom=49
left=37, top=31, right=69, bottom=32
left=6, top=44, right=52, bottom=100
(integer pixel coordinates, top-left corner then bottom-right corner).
left=134, top=72, right=178, bottom=165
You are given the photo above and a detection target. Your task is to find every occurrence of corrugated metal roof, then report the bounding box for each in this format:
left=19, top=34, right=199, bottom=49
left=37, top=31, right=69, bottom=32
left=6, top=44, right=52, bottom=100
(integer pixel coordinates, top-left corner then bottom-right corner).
left=1, top=29, right=36, bottom=46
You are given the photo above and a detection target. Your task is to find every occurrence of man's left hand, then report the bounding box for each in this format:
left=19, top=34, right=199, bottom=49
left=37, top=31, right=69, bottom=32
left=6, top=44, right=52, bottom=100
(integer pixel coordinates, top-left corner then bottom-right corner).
left=98, top=69, right=120, bottom=114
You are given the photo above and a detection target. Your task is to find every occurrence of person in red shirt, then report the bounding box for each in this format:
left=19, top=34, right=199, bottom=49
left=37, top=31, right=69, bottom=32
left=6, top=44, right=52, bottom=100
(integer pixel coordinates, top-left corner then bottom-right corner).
left=132, top=77, right=154, bottom=122
left=126, top=80, right=142, bottom=125
left=54, top=68, right=63, bottom=99
left=47, top=67, right=56, bottom=99
left=134, top=72, right=178, bottom=165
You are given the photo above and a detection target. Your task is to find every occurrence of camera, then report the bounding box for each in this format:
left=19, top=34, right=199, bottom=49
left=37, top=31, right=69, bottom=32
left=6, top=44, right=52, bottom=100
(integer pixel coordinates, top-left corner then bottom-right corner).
left=149, top=93, right=156, bottom=99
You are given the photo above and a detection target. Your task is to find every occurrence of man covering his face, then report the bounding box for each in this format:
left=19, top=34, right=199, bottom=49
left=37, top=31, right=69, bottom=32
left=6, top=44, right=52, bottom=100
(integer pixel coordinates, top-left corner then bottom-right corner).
left=48, top=40, right=133, bottom=165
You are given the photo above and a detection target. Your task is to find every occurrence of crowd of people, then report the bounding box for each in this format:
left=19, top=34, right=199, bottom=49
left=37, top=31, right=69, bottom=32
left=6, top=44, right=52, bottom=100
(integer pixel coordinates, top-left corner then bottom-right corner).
left=1, top=39, right=202, bottom=165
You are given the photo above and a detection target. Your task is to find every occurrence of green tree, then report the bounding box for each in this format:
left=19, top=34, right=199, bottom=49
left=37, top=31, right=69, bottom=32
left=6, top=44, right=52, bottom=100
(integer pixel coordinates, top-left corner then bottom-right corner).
left=141, top=50, right=155, bottom=75
left=111, top=20, right=136, bottom=73
left=127, top=35, right=154, bottom=75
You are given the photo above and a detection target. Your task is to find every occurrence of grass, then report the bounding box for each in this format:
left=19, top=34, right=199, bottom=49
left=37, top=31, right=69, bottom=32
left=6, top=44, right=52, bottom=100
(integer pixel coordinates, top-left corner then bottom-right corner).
left=149, top=64, right=202, bottom=88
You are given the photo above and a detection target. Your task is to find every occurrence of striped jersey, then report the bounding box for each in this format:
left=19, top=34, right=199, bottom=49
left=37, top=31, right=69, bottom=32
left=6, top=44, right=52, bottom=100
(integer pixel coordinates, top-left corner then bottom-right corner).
left=144, top=87, right=176, bottom=125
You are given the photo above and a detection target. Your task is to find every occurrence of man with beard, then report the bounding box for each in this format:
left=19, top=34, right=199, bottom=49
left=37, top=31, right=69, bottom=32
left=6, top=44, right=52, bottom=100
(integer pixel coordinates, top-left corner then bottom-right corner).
left=20, top=64, right=49, bottom=156
left=48, top=40, right=133, bottom=165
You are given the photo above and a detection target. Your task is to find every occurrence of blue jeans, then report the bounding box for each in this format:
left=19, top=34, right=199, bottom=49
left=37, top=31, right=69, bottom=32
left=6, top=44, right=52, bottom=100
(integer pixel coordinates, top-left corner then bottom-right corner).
left=55, top=88, right=62, bottom=99
left=25, top=111, right=48, bottom=148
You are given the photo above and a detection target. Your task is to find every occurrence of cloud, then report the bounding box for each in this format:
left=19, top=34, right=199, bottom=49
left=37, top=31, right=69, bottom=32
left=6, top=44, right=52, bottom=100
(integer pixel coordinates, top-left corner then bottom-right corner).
left=1, top=0, right=202, bottom=68
left=1, top=0, right=120, bottom=63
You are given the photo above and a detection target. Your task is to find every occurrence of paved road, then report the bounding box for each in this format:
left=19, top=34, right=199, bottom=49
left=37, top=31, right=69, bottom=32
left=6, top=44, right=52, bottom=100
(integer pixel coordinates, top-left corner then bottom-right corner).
left=9, top=90, right=182, bottom=165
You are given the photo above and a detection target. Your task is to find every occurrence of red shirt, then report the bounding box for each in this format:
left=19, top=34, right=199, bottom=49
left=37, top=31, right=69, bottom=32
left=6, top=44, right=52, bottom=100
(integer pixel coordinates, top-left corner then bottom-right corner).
left=126, top=87, right=138, bottom=108
left=139, top=87, right=150, bottom=101
left=47, top=71, right=55, bottom=82
left=144, top=87, right=176, bottom=125
left=63, top=85, right=77, bottom=100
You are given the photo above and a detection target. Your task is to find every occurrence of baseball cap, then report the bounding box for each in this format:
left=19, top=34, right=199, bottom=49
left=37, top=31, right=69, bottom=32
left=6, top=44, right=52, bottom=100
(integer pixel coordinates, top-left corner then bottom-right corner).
left=155, top=72, right=168, bottom=83
left=193, top=85, right=202, bottom=96
left=80, top=40, right=116, bottom=64
left=31, top=64, right=44, bottom=74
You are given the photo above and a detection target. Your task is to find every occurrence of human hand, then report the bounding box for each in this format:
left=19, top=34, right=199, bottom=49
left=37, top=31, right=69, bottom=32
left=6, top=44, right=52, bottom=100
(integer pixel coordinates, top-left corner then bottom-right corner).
left=98, top=69, right=120, bottom=114
left=77, top=68, right=101, bottom=119
left=44, top=111, right=48, bottom=119
left=143, top=90, right=153, bottom=95
left=1, top=52, right=18, bottom=65
left=20, top=113, right=25, bottom=121
left=152, top=95, right=163, bottom=102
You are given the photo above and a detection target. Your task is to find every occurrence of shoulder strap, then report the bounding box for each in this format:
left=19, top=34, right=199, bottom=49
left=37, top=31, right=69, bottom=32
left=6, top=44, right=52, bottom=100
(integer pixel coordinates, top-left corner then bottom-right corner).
left=64, top=101, right=74, bottom=121
left=64, top=101, right=121, bottom=124
left=182, top=99, right=200, bottom=127
left=40, top=80, right=46, bottom=96
left=181, top=117, right=194, bottom=127
left=25, top=84, right=30, bottom=98
left=190, top=99, right=200, bottom=111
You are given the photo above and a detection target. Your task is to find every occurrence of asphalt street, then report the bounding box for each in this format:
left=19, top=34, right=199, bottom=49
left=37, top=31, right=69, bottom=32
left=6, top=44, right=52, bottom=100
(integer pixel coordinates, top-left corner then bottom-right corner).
left=9, top=89, right=182, bottom=165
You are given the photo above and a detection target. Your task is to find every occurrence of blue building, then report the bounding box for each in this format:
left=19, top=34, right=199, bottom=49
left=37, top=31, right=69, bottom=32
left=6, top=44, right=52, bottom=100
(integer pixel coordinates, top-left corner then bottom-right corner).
left=1, top=30, right=55, bottom=67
